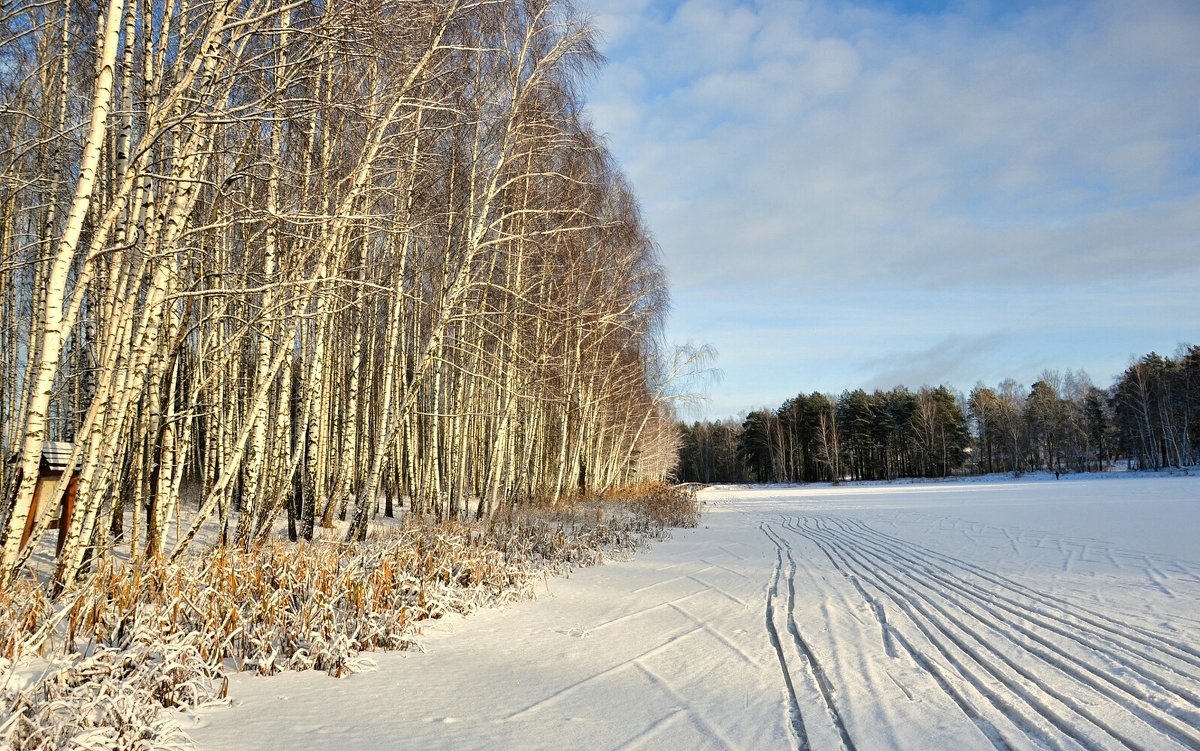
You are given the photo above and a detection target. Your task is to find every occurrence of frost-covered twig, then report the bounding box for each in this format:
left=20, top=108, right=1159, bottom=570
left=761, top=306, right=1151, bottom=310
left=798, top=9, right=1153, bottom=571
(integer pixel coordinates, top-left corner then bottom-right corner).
left=0, top=487, right=700, bottom=748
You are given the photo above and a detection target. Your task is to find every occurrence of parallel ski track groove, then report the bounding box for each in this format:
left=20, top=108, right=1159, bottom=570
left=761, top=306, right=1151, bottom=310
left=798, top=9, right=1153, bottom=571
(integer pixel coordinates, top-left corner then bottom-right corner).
left=796, top=518, right=1180, bottom=743
left=833, top=517, right=1200, bottom=713
left=762, top=523, right=859, bottom=751
left=789, top=518, right=1065, bottom=750
left=815, top=516, right=1200, bottom=748
left=787, top=514, right=1200, bottom=751
left=761, top=521, right=810, bottom=751
left=840, top=517, right=1200, bottom=668
left=804, top=516, right=1180, bottom=749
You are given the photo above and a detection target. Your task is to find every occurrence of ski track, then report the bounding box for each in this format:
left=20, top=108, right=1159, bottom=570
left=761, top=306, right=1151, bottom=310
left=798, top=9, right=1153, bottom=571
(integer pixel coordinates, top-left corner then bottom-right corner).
left=762, top=521, right=811, bottom=751
left=611, top=708, right=687, bottom=751
left=667, top=602, right=761, bottom=667
left=190, top=479, right=1200, bottom=751
left=504, top=626, right=704, bottom=721
left=782, top=512, right=1200, bottom=751
left=761, top=522, right=858, bottom=751
left=835, top=518, right=1200, bottom=670
left=632, top=661, right=738, bottom=749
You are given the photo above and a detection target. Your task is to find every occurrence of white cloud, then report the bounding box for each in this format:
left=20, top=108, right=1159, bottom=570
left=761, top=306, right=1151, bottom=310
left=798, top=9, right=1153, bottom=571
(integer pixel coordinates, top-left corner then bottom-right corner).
left=573, top=0, right=1200, bottom=416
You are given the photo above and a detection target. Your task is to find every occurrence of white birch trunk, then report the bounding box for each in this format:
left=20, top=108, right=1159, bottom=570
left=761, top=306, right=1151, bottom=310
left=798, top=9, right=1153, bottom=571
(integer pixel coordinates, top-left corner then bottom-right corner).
left=2, top=0, right=126, bottom=581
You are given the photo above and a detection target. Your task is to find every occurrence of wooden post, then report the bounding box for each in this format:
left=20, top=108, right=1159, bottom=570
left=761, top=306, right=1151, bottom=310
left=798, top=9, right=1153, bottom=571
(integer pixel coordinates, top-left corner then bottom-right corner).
left=18, top=469, right=47, bottom=552
left=56, top=474, right=78, bottom=556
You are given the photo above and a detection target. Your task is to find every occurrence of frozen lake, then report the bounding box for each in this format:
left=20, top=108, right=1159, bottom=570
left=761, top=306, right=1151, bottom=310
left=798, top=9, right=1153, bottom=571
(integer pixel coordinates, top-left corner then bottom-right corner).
left=188, top=474, right=1200, bottom=750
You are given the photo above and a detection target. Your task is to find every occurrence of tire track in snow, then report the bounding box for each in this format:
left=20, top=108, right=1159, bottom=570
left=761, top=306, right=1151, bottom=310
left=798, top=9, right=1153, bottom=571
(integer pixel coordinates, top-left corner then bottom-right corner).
left=790, top=515, right=1200, bottom=750
left=761, top=522, right=858, bottom=751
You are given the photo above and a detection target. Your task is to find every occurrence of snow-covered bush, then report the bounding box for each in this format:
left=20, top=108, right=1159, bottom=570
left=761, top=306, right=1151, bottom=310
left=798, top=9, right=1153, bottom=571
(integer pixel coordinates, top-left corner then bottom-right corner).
left=1, top=623, right=226, bottom=750
left=0, top=484, right=700, bottom=747
left=631, top=483, right=702, bottom=529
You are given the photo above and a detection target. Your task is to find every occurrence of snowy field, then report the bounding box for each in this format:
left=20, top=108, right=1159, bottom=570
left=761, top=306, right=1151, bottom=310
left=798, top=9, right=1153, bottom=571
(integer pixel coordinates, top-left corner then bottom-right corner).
left=187, top=474, right=1200, bottom=750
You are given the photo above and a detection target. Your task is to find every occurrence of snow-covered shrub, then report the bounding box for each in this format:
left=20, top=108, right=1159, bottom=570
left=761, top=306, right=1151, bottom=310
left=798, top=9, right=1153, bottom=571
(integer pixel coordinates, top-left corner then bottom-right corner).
left=0, top=580, right=52, bottom=661
left=1, top=621, right=226, bottom=750
left=635, top=483, right=702, bottom=529
left=0, top=486, right=700, bottom=745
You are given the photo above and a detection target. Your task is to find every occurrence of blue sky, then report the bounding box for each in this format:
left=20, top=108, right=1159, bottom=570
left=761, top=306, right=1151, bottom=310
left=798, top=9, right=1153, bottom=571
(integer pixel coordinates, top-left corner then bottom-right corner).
left=573, top=0, right=1200, bottom=419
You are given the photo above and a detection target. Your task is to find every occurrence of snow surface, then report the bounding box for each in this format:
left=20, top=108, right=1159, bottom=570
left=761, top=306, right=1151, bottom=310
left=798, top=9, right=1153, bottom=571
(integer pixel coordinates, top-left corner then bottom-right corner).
left=186, top=474, right=1200, bottom=750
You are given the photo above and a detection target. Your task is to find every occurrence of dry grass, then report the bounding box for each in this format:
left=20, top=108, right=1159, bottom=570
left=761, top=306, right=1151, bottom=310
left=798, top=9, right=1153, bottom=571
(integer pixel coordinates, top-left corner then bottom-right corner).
left=625, top=482, right=702, bottom=529
left=1, top=628, right=226, bottom=750
left=0, top=484, right=699, bottom=749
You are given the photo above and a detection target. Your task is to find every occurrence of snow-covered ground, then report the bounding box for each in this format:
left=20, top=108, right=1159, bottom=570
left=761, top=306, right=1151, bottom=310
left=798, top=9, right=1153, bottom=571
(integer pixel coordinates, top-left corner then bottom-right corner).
left=187, top=474, right=1200, bottom=750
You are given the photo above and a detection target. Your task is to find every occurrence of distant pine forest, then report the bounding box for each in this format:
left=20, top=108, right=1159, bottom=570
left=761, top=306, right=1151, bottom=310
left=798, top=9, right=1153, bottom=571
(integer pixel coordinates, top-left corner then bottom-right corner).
left=677, top=345, right=1199, bottom=484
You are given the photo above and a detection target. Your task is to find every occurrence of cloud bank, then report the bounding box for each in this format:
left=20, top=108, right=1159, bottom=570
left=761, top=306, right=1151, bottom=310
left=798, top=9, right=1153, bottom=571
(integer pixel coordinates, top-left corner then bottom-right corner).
left=576, top=0, right=1200, bottom=417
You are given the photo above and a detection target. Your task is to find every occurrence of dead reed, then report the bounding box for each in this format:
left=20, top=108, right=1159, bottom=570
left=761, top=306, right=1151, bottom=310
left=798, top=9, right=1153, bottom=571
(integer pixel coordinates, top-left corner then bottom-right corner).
left=0, top=485, right=699, bottom=749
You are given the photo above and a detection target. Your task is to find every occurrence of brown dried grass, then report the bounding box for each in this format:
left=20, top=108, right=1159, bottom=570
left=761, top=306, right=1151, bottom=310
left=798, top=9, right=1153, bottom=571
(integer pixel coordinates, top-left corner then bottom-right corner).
left=0, top=484, right=699, bottom=748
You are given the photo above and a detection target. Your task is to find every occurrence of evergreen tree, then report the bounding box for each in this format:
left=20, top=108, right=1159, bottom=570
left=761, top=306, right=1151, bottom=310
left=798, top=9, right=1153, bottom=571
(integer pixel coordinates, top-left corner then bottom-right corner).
left=737, top=410, right=778, bottom=483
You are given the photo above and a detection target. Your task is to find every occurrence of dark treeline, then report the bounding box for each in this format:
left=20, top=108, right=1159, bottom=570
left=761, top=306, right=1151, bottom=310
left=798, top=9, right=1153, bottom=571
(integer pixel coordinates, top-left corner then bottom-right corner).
left=677, top=345, right=1200, bottom=484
